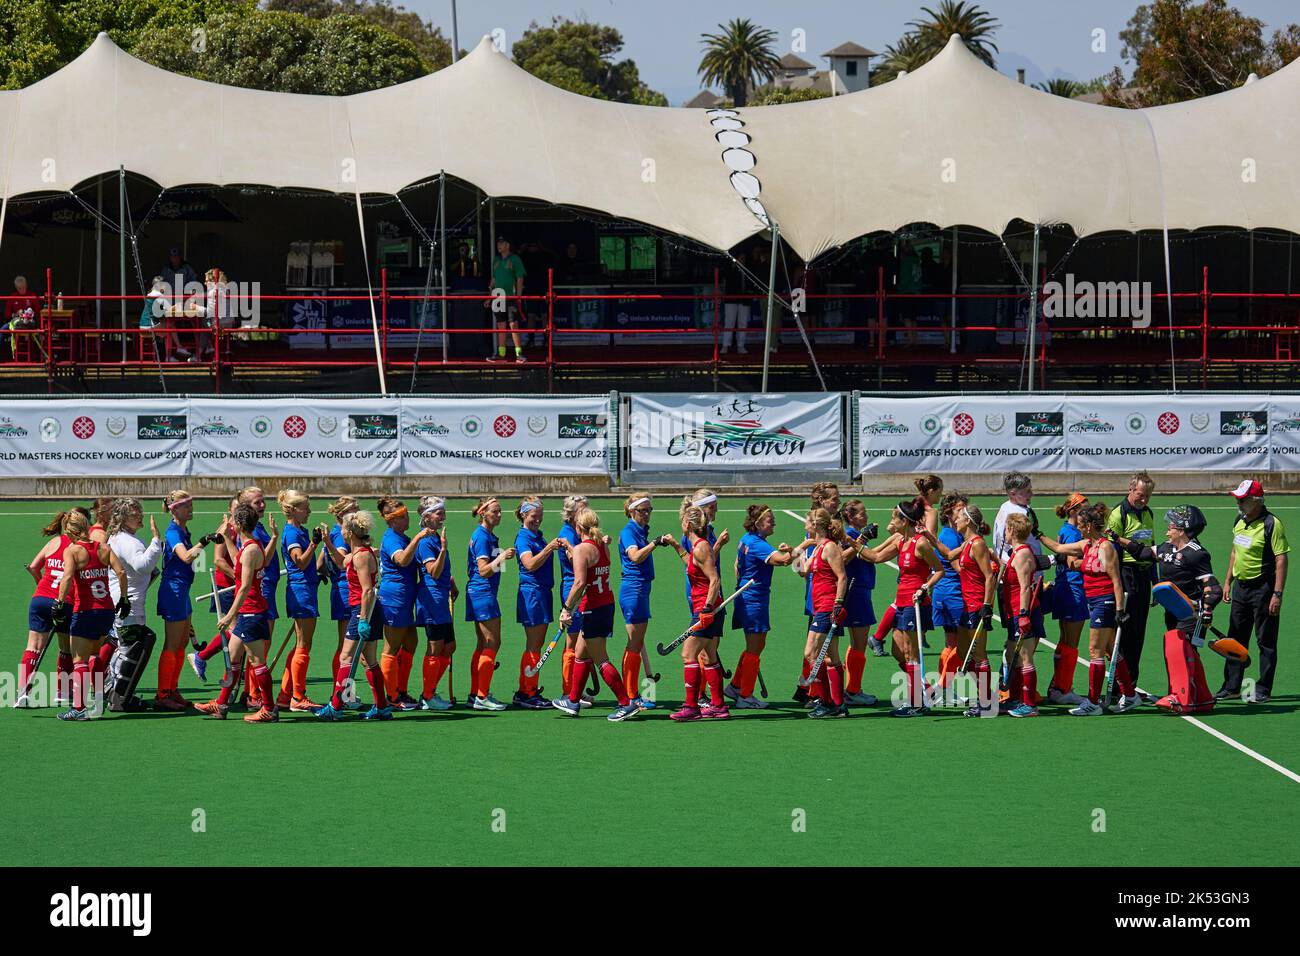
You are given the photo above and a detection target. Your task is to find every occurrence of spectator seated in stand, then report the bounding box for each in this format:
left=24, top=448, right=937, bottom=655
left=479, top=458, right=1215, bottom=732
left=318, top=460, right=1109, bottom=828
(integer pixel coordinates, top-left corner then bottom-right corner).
left=5, top=275, right=41, bottom=360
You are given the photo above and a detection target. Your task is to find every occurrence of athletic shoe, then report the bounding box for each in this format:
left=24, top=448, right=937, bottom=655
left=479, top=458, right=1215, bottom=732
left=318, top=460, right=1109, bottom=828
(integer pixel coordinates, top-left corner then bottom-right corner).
left=1008, top=703, right=1039, bottom=718
left=420, top=694, right=453, bottom=711
left=392, top=692, right=421, bottom=712
left=844, top=690, right=878, bottom=707
left=1138, top=690, right=1159, bottom=705
left=1069, top=700, right=1104, bottom=716
left=349, top=697, right=369, bottom=711
left=670, top=705, right=702, bottom=722
left=113, top=695, right=150, bottom=713
left=471, top=694, right=507, bottom=712
left=314, top=703, right=343, bottom=720
left=174, top=347, right=191, bottom=359
left=963, top=705, right=988, bottom=718
left=578, top=693, right=594, bottom=710
left=890, top=705, right=924, bottom=718
left=633, top=695, right=657, bottom=710
left=194, top=700, right=228, bottom=719
left=512, top=690, right=550, bottom=710
left=1213, top=686, right=1239, bottom=701
left=700, top=704, right=731, bottom=719
left=1250, top=689, right=1271, bottom=703
left=485, top=353, right=499, bottom=363
left=1107, top=694, right=1141, bottom=714
left=792, top=685, right=808, bottom=703
left=243, top=706, right=279, bottom=724
left=1048, top=686, right=1086, bottom=706
left=14, top=693, right=31, bottom=709
left=722, top=683, right=740, bottom=702
left=607, top=702, right=641, bottom=722
left=515, top=353, right=526, bottom=364
left=361, top=704, right=393, bottom=720
left=804, top=697, right=820, bottom=709
left=154, top=694, right=186, bottom=712
left=808, top=701, right=848, bottom=719
left=867, top=637, right=886, bottom=657
left=552, top=697, right=581, bottom=717
left=188, top=652, right=207, bottom=682
left=275, top=691, right=293, bottom=710
left=733, top=694, right=768, bottom=709
left=290, top=696, right=325, bottom=712
left=57, top=707, right=89, bottom=721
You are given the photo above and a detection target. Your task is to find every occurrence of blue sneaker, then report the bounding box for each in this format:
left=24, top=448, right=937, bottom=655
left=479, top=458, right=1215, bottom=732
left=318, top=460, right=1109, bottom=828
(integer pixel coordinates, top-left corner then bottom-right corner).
left=552, top=697, right=581, bottom=717
left=188, top=651, right=207, bottom=682
left=633, top=695, right=657, bottom=710
left=362, top=705, right=394, bottom=720
left=513, top=690, right=551, bottom=710
left=1008, top=703, right=1039, bottom=718
left=314, top=703, right=343, bottom=720
left=607, top=702, right=641, bottom=722
left=57, top=707, right=89, bottom=722
left=890, top=705, right=924, bottom=718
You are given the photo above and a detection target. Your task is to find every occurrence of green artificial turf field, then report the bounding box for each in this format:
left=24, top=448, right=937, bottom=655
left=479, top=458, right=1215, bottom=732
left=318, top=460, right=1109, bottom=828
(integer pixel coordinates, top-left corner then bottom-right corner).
left=1, top=494, right=1297, bottom=867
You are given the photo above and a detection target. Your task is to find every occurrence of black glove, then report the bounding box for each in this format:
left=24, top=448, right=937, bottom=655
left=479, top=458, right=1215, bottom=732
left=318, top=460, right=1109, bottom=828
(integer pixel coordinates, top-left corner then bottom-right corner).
left=980, top=603, right=994, bottom=626
left=115, top=593, right=132, bottom=619
left=655, top=535, right=672, bottom=547
left=51, top=600, right=71, bottom=631
left=199, top=532, right=221, bottom=546
left=1117, top=608, right=1130, bottom=625
left=312, top=527, right=324, bottom=545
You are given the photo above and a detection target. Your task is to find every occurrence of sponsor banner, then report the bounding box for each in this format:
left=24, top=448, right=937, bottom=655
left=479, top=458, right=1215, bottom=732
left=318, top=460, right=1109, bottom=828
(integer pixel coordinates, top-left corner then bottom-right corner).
left=1269, top=403, right=1300, bottom=472
left=400, top=398, right=609, bottom=475
left=0, top=401, right=190, bottom=477
left=188, top=399, right=402, bottom=476
left=857, top=397, right=1069, bottom=474
left=286, top=291, right=443, bottom=351
left=629, top=393, right=841, bottom=470
left=1067, top=396, right=1269, bottom=472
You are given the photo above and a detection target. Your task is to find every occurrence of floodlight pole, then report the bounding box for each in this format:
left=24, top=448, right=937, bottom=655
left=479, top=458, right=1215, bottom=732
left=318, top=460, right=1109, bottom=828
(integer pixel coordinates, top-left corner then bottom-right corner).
left=450, top=1, right=460, bottom=63
left=1027, top=223, right=1040, bottom=392
left=761, top=221, right=780, bottom=392
left=119, top=165, right=126, bottom=360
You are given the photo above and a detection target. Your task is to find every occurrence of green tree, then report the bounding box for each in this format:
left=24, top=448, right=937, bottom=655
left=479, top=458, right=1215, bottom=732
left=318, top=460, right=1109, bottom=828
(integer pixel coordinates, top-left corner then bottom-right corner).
left=512, top=17, right=666, bottom=106
left=871, top=32, right=930, bottom=85
left=906, top=0, right=1000, bottom=67
left=697, top=18, right=779, bottom=107
left=265, top=0, right=453, bottom=70
left=1032, top=78, right=1083, bottom=97
left=748, top=86, right=829, bottom=106
left=1108, top=0, right=1300, bottom=106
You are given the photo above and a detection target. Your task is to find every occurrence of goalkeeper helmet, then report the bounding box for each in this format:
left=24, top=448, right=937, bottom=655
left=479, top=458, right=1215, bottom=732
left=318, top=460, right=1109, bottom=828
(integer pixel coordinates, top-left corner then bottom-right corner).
left=1164, top=505, right=1207, bottom=539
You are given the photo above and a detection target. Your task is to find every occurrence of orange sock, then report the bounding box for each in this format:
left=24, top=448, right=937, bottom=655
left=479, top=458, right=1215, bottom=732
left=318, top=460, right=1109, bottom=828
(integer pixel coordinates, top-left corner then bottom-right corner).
left=157, top=649, right=180, bottom=697
left=846, top=647, right=867, bottom=694
left=621, top=649, right=641, bottom=699
left=280, top=645, right=299, bottom=696
left=520, top=651, right=540, bottom=696
left=939, top=635, right=959, bottom=688
left=422, top=654, right=450, bottom=698
left=397, top=647, right=414, bottom=696
left=380, top=652, right=400, bottom=697
left=470, top=649, right=483, bottom=698
left=291, top=650, right=310, bottom=698
left=475, top=649, right=497, bottom=698
left=561, top=649, right=575, bottom=695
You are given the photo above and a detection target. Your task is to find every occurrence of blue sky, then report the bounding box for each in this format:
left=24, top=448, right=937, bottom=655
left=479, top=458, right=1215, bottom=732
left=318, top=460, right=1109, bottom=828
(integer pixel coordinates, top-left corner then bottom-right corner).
left=407, top=0, right=1298, bottom=103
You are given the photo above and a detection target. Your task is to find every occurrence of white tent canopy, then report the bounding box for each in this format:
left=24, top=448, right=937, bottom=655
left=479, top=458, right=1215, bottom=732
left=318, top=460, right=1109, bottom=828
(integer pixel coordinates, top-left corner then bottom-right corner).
left=2, top=31, right=1299, bottom=260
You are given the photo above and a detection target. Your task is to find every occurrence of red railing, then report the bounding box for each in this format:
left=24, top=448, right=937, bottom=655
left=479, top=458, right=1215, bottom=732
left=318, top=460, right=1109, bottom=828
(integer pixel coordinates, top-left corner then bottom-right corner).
left=4, top=265, right=1297, bottom=392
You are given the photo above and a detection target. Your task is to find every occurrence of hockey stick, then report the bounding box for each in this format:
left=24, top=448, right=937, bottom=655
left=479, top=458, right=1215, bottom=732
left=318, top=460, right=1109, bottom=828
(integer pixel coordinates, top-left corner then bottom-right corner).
left=194, top=584, right=235, bottom=603
left=525, top=595, right=580, bottom=678
left=913, top=592, right=930, bottom=708
left=656, top=579, right=754, bottom=655
left=998, top=577, right=1042, bottom=693
left=800, top=628, right=835, bottom=688
left=639, top=645, right=662, bottom=684
left=447, top=595, right=456, bottom=704
left=756, top=665, right=768, bottom=699
left=1102, top=622, right=1124, bottom=706
left=269, top=626, right=295, bottom=672
left=208, top=569, right=232, bottom=675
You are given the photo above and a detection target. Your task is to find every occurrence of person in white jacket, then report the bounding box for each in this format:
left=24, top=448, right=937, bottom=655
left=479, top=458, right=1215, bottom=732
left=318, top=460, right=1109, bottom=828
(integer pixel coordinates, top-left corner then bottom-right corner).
left=106, top=498, right=164, bottom=711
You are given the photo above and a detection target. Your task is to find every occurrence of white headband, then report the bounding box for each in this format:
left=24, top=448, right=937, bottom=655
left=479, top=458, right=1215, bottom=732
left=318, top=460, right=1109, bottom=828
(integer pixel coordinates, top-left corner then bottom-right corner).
left=519, top=501, right=540, bottom=514
left=628, top=497, right=651, bottom=510
left=691, top=494, right=717, bottom=507
left=419, top=498, right=445, bottom=515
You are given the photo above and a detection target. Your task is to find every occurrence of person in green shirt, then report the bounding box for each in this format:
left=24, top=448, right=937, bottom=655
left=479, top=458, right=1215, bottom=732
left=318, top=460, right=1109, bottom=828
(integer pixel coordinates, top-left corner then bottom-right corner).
left=1219, top=479, right=1289, bottom=703
left=484, top=235, right=526, bottom=363
left=1105, top=470, right=1156, bottom=697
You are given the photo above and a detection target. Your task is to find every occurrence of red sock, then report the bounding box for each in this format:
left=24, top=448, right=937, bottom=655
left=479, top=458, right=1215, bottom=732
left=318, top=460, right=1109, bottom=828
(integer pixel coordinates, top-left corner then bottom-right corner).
left=329, top=663, right=350, bottom=709
left=1007, top=659, right=1023, bottom=701
left=874, top=604, right=897, bottom=641
left=397, top=647, right=414, bottom=695
left=975, top=659, right=992, bottom=708
left=1021, top=664, right=1037, bottom=706
left=905, top=662, right=922, bottom=707
left=809, top=668, right=827, bottom=702
left=825, top=663, right=844, bottom=706
left=1088, top=658, right=1105, bottom=703
left=845, top=647, right=866, bottom=694
left=249, top=664, right=273, bottom=710
left=96, top=641, right=114, bottom=668
left=198, top=634, right=223, bottom=662
left=799, top=658, right=811, bottom=690
left=71, top=661, right=89, bottom=711
left=1115, top=658, right=1135, bottom=697
left=56, top=651, right=73, bottom=700
left=703, top=663, right=724, bottom=707
left=18, top=649, right=40, bottom=693
left=365, top=664, right=389, bottom=708
left=599, top=661, right=630, bottom=707
left=1052, top=644, right=1079, bottom=692
left=683, top=662, right=701, bottom=708
left=331, top=648, right=341, bottom=677
left=569, top=658, right=591, bottom=704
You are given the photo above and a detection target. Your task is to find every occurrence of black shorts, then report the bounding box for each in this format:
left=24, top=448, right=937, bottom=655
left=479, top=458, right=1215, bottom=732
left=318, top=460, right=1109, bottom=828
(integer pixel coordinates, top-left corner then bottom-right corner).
left=579, top=603, right=616, bottom=640
left=423, top=622, right=454, bottom=644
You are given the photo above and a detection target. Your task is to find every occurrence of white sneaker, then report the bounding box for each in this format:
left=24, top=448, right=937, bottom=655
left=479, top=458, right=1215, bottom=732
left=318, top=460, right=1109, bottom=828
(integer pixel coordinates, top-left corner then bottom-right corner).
left=1107, top=694, right=1141, bottom=714
left=1048, top=686, right=1086, bottom=706
left=733, top=694, right=768, bottom=709
left=472, top=694, right=508, bottom=711
left=14, top=693, right=31, bottom=709
left=579, top=693, right=594, bottom=710
left=421, top=694, right=453, bottom=711
left=722, top=683, right=740, bottom=702
left=844, top=690, right=878, bottom=706
left=1070, top=699, right=1104, bottom=716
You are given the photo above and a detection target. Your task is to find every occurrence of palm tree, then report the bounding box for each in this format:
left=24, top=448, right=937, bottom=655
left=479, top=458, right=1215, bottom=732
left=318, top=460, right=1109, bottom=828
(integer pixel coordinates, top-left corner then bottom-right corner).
left=698, top=18, right=780, bottom=107
left=1033, top=78, right=1084, bottom=98
left=871, top=33, right=931, bottom=85
left=907, top=0, right=1001, bottom=68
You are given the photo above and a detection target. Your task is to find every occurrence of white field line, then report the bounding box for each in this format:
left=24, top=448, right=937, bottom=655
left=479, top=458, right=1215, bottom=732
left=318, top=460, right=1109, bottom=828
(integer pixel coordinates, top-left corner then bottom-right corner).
left=781, top=509, right=1300, bottom=785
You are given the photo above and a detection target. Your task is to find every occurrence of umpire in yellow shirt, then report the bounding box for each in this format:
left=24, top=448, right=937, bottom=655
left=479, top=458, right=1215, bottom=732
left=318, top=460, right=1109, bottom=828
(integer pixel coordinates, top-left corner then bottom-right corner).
left=1106, top=471, right=1156, bottom=694
left=1219, top=479, right=1289, bottom=703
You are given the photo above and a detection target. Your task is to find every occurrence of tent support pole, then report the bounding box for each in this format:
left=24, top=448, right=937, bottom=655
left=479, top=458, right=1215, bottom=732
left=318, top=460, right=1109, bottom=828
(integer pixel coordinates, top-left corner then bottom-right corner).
left=488, top=197, right=495, bottom=356
left=352, top=192, right=388, bottom=394
left=949, top=226, right=958, bottom=355
left=440, top=171, right=448, bottom=364
left=119, top=166, right=126, bottom=363
left=761, top=222, right=779, bottom=392
left=96, top=179, right=103, bottom=336
left=1027, top=223, right=1040, bottom=392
